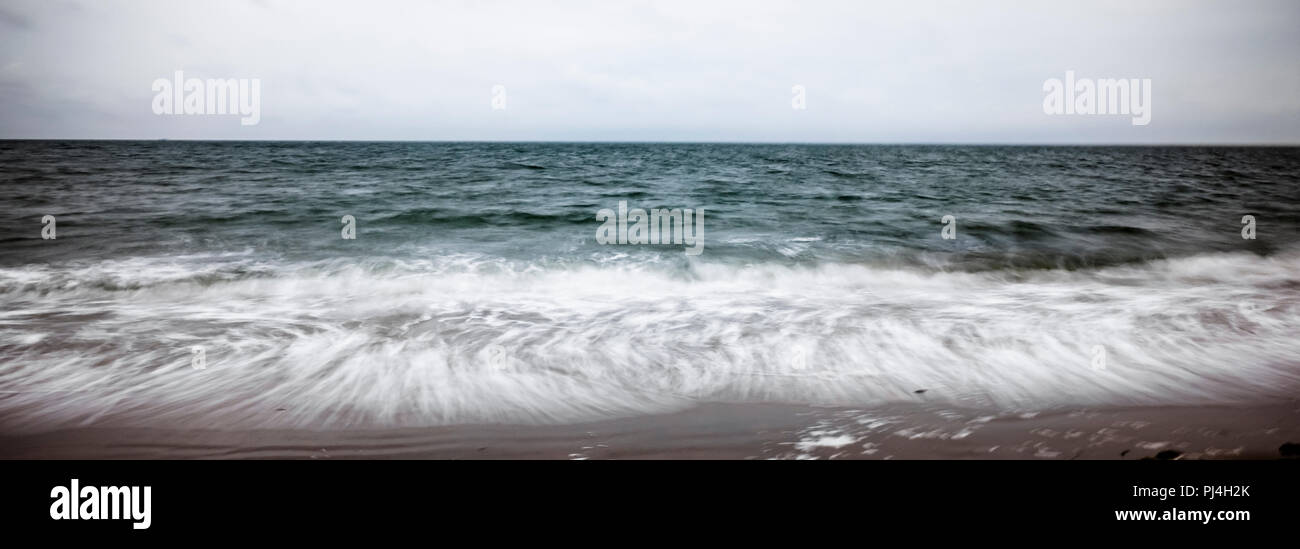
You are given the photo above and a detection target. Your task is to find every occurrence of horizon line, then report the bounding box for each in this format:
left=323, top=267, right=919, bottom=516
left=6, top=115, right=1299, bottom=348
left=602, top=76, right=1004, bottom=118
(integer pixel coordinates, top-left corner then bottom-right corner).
left=2, top=138, right=1299, bottom=147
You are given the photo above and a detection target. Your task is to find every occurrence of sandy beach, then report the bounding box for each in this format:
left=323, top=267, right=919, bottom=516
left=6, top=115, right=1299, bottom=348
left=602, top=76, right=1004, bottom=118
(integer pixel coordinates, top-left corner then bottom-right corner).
left=3, top=401, right=1296, bottom=460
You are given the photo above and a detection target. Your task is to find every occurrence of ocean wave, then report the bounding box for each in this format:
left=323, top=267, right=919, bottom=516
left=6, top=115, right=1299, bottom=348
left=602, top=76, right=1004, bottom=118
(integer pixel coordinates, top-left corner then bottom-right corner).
left=0, top=251, right=1297, bottom=431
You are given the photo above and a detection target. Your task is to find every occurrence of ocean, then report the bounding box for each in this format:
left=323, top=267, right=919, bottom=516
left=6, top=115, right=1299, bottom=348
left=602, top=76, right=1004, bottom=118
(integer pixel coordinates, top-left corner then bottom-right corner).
left=1, top=141, right=1298, bottom=457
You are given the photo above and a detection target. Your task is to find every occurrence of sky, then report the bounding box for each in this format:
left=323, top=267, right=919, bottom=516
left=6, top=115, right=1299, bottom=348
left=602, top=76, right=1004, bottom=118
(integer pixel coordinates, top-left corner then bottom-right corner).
left=1, top=0, right=1297, bottom=143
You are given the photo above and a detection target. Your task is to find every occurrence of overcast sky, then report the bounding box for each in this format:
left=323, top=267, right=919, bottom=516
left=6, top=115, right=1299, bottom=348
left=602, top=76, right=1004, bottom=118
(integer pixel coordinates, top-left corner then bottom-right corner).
left=1, top=0, right=1297, bottom=143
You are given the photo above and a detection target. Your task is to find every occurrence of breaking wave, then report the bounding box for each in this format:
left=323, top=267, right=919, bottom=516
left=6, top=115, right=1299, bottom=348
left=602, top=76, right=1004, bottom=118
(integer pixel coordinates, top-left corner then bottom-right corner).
left=1, top=250, right=1297, bottom=431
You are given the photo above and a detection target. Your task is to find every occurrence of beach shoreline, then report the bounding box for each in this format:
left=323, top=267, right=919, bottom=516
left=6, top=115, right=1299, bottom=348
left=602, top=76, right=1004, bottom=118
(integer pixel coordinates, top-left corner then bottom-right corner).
left=3, top=401, right=1296, bottom=460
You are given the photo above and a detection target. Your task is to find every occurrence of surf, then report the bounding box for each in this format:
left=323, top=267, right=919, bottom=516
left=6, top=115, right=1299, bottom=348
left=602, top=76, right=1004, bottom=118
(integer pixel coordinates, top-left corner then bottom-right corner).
left=0, top=250, right=1296, bottom=431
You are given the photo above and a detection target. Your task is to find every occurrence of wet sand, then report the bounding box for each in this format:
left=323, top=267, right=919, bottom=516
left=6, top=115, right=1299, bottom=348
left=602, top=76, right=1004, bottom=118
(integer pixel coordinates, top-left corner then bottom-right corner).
left=2, top=401, right=1298, bottom=459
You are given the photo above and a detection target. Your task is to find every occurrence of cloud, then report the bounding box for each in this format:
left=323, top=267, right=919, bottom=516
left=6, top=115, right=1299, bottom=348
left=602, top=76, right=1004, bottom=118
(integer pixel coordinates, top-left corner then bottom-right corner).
left=0, top=7, right=32, bottom=30
left=0, top=0, right=1297, bottom=142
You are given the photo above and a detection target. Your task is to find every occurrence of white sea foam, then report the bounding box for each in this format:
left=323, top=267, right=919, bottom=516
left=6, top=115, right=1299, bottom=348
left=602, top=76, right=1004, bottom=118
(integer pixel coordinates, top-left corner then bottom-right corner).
left=0, top=251, right=1297, bottom=431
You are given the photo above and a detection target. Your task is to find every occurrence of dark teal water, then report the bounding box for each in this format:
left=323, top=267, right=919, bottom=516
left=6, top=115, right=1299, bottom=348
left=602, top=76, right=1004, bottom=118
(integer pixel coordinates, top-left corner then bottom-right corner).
left=3, top=142, right=1297, bottom=269
left=1, top=142, right=1298, bottom=430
